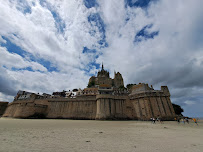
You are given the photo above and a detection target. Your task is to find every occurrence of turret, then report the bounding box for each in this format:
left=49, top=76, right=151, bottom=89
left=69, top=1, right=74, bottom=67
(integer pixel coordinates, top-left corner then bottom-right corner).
left=161, top=86, right=170, bottom=96
left=113, top=72, right=124, bottom=88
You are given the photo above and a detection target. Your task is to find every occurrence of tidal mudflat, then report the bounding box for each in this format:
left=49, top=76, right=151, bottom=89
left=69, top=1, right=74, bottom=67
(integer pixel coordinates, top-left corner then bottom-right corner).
left=0, top=118, right=202, bottom=152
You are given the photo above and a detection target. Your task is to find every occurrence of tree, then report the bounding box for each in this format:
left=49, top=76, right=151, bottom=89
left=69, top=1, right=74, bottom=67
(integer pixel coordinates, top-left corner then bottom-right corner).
left=72, top=89, right=78, bottom=92
left=172, top=103, right=184, bottom=115
left=119, top=85, right=126, bottom=90
left=126, top=84, right=136, bottom=90
left=87, top=81, right=95, bottom=88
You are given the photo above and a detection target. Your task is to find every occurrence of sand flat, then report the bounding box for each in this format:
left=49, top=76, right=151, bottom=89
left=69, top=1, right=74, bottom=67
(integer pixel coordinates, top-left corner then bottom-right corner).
left=0, top=118, right=202, bottom=152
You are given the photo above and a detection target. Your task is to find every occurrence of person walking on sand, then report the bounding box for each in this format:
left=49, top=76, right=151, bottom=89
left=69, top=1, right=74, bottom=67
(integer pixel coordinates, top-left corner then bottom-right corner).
left=177, top=118, right=180, bottom=124
left=193, top=118, right=198, bottom=125
left=159, top=117, right=163, bottom=124
left=182, top=118, right=185, bottom=124
left=150, top=117, right=153, bottom=123
left=185, top=118, right=189, bottom=124
left=153, top=117, right=156, bottom=124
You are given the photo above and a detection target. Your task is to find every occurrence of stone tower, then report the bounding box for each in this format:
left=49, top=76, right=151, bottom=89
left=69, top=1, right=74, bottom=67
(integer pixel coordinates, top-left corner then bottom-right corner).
left=113, top=72, right=124, bottom=88
left=88, top=64, right=124, bottom=88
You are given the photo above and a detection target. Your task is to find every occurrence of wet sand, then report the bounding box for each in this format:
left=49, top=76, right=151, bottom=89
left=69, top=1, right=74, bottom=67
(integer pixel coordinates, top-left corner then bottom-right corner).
left=0, top=118, right=202, bottom=152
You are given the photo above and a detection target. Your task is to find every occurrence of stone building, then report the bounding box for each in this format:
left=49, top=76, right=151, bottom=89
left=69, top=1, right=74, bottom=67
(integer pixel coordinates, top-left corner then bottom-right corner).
left=88, top=64, right=124, bottom=88
left=2, top=65, right=176, bottom=120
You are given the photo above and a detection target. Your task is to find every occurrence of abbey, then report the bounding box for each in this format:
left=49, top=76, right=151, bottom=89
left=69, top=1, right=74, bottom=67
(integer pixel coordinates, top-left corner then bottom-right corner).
left=3, top=65, right=175, bottom=120
left=88, top=64, right=124, bottom=88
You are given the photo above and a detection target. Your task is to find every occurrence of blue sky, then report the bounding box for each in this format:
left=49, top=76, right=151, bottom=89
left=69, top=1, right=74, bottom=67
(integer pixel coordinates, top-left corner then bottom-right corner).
left=0, top=0, right=203, bottom=117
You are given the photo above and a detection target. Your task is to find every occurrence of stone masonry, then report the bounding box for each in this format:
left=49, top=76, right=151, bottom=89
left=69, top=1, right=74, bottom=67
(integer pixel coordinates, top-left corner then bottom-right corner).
left=3, top=65, right=175, bottom=120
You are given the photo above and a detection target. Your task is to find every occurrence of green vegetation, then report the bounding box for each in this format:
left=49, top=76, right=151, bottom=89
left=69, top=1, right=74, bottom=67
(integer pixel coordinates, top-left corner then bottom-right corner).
left=126, top=84, right=136, bottom=90
left=87, top=81, right=95, bottom=88
left=119, top=85, right=127, bottom=90
left=112, top=81, right=115, bottom=86
left=72, top=89, right=78, bottom=92
left=172, top=103, right=184, bottom=115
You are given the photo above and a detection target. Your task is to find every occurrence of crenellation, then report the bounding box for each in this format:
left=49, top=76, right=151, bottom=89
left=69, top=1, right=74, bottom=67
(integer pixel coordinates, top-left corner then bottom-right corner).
left=2, top=64, right=176, bottom=120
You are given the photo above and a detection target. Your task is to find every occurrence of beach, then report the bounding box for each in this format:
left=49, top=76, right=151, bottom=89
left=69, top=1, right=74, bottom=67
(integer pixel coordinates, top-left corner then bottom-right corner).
left=0, top=118, right=202, bottom=152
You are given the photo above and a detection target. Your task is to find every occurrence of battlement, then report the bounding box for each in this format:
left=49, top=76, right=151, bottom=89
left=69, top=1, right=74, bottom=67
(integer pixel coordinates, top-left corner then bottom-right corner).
left=2, top=66, right=175, bottom=120
left=130, top=83, right=171, bottom=97
left=131, top=83, right=153, bottom=93
left=161, top=86, right=170, bottom=96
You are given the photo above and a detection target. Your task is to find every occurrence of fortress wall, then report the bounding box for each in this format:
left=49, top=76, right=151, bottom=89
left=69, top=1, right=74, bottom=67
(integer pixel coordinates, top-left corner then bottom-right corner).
left=47, top=99, right=97, bottom=119
left=96, top=95, right=128, bottom=119
left=128, top=94, right=175, bottom=120
left=129, top=98, right=152, bottom=120
left=166, top=97, right=176, bottom=116
left=3, top=102, right=47, bottom=118
left=2, top=102, right=17, bottom=117
left=143, top=98, right=153, bottom=119
left=125, top=99, right=137, bottom=119
left=156, top=97, right=166, bottom=117
left=138, top=98, right=147, bottom=119
left=0, top=102, right=8, bottom=116
left=96, top=98, right=111, bottom=119
left=12, top=103, right=47, bottom=118
left=161, top=97, right=172, bottom=116
left=3, top=90, right=176, bottom=120
left=96, top=98, right=128, bottom=119
left=3, top=99, right=48, bottom=118
left=150, top=97, right=161, bottom=117
left=132, top=99, right=141, bottom=118
left=114, top=99, right=127, bottom=118
left=34, top=99, right=50, bottom=105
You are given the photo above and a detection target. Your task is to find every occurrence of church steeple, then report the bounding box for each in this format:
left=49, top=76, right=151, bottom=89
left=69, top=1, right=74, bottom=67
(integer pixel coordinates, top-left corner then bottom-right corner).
left=114, top=70, right=116, bottom=78
left=102, top=62, right=104, bottom=70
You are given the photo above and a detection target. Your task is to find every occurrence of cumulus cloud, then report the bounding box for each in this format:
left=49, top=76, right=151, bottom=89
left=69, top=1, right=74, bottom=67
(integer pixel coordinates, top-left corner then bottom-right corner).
left=95, top=0, right=203, bottom=116
left=0, top=0, right=102, bottom=71
left=0, top=92, right=14, bottom=102
left=6, top=69, right=89, bottom=94
left=0, top=0, right=203, bottom=117
left=0, top=47, right=47, bottom=71
left=0, top=36, right=6, bottom=43
left=0, top=67, right=17, bottom=96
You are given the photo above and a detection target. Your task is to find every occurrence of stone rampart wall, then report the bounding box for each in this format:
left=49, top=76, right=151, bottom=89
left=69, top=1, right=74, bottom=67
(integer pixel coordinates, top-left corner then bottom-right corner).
left=47, top=100, right=97, bottom=119
left=128, top=94, right=175, bottom=120
left=3, top=93, right=175, bottom=120
left=47, top=95, right=129, bottom=120
left=96, top=94, right=128, bottom=119
left=3, top=99, right=48, bottom=118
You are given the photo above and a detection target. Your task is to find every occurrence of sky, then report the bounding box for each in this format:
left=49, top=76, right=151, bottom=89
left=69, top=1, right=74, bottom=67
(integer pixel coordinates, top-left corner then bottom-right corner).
left=0, top=0, right=203, bottom=117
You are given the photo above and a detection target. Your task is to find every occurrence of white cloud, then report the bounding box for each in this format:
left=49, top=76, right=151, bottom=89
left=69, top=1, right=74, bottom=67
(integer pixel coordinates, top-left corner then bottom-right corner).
left=0, top=0, right=203, bottom=117
left=0, top=47, right=47, bottom=72
left=96, top=0, right=203, bottom=87
left=0, top=36, right=6, bottom=43
left=184, top=100, right=195, bottom=105
left=6, top=69, right=89, bottom=95
left=0, top=0, right=102, bottom=72
left=0, top=0, right=99, bottom=100
left=95, top=0, right=203, bottom=117
left=0, top=92, right=14, bottom=102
